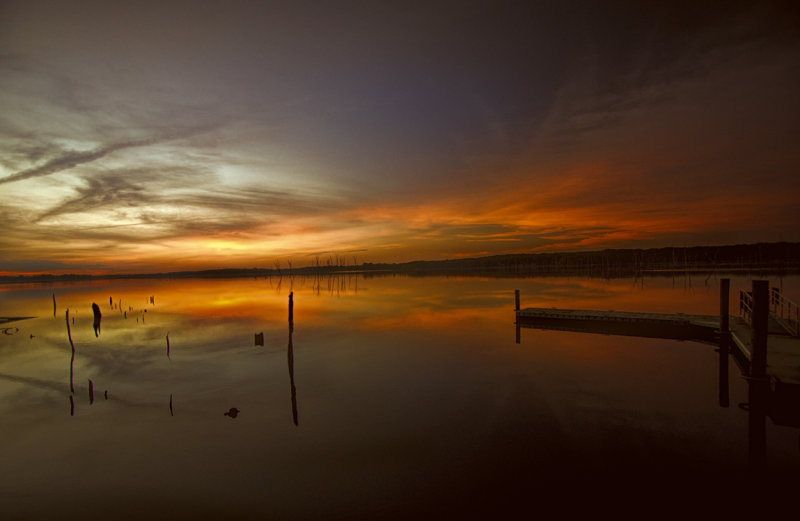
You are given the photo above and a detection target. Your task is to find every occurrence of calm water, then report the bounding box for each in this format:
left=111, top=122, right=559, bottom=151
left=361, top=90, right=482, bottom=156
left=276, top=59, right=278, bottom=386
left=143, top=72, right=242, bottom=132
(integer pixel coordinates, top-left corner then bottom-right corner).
left=2, top=273, right=799, bottom=518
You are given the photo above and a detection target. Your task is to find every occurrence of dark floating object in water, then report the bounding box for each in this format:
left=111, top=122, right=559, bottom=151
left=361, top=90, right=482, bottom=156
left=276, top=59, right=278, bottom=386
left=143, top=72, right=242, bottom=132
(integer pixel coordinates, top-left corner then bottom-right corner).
left=224, top=407, right=240, bottom=418
left=53, top=294, right=57, bottom=317
left=69, top=394, right=74, bottom=416
left=2, top=327, right=18, bottom=335
left=104, top=390, right=108, bottom=400
left=254, top=332, right=264, bottom=346
left=169, top=394, right=174, bottom=416
left=88, top=379, right=94, bottom=404
left=150, top=296, right=155, bottom=305
left=109, top=296, right=113, bottom=307
left=166, top=333, right=171, bottom=360
left=91, top=303, right=101, bottom=337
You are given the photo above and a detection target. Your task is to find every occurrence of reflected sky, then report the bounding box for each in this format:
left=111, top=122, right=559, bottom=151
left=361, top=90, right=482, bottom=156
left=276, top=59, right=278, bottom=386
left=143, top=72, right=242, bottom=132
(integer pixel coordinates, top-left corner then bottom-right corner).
left=1, top=273, right=799, bottom=518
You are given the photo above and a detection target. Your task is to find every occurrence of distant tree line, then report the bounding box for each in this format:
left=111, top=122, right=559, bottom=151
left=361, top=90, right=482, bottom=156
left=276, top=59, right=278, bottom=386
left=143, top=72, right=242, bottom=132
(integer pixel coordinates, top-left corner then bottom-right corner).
left=2, top=242, right=798, bottom=283
left=359, top=242, right=800, bottom=277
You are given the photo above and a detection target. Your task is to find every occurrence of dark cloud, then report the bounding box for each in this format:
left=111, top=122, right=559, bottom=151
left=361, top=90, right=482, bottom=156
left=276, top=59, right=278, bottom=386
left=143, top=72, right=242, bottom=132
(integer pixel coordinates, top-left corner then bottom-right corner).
left=392, top=222, right=624, bottom=259
left=0, top=130, right=66, bottom=171
left=0, top=259, right=104, bottom=273
left=0, top=140, right=158, bottom=186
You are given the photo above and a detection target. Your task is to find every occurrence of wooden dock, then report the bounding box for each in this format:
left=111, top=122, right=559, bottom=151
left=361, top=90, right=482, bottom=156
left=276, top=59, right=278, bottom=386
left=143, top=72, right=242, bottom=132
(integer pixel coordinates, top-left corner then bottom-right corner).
left=516, top=307, right=721, bottom=342
left=517, top=307, right=800, bottom=383
left=514, top=282, right=800, bottom=427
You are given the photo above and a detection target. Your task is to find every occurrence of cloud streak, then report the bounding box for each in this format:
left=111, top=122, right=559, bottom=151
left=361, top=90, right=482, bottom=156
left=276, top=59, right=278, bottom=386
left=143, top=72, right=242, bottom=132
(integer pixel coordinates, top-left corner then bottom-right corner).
left=0, top=130, right=213, bottom=186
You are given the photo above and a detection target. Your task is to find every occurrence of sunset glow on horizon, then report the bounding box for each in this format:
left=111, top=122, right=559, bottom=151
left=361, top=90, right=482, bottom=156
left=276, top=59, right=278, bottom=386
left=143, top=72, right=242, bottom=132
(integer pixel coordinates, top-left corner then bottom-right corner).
left=2, top=2, right=798, bottom=275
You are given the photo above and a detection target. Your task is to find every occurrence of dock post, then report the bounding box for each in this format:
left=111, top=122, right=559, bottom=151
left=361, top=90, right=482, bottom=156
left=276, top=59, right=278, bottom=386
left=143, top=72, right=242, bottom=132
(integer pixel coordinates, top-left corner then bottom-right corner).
left=515, top=290, right=520, bottom=312
left=750, top=280, right=769, bottom=378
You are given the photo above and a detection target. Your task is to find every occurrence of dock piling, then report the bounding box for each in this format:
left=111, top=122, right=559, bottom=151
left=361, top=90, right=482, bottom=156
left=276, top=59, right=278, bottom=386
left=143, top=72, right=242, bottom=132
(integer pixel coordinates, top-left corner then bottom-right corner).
left=515, top=290, right=520, bottom=312
left=751, top=280, right=769, bottom=378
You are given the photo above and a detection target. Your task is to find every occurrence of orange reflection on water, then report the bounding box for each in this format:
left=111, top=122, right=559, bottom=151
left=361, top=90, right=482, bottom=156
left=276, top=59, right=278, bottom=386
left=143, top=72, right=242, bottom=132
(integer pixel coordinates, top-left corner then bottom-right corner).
left=3, top=273, right=796, bottom=347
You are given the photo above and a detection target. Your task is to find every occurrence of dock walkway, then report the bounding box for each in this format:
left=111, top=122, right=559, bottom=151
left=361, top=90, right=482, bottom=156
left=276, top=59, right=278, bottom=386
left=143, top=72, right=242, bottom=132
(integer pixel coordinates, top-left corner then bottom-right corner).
left=516, top=306, right=724, bottom=343
left=515, top=281, right=800, bottom=391
left=516, top=279, right=800, bottom=444
left=516, top=307, right=719, bottom=328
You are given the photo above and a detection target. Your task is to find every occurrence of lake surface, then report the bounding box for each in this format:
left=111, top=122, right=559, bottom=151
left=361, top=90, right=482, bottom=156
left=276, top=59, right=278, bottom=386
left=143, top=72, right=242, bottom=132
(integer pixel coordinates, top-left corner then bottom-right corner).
left=2, top=273, right=799, bottom=519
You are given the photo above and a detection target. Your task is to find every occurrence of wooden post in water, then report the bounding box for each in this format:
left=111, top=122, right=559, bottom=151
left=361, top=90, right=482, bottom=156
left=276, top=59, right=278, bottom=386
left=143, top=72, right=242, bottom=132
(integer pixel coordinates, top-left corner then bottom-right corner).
left=288, top=291, right=294, bottom=327
left=750, top=280, right=769, bottom=379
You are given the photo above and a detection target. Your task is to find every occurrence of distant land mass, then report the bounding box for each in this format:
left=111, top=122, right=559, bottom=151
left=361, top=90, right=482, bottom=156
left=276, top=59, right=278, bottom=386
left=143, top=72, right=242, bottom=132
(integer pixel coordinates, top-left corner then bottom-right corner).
left=2, top=242, right=799, bottom=284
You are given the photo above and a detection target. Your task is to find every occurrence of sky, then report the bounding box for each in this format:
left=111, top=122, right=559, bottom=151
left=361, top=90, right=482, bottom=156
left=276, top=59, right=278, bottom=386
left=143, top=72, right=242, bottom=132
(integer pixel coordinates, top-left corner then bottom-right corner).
left=1, top=1, right=799, bottom=274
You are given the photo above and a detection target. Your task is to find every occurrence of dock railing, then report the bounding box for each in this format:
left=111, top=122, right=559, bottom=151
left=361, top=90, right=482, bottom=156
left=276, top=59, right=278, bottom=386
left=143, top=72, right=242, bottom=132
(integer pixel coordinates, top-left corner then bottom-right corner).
left=770, top=287, right=800, bottom=337
left=740, top=289, right=753, bottom=326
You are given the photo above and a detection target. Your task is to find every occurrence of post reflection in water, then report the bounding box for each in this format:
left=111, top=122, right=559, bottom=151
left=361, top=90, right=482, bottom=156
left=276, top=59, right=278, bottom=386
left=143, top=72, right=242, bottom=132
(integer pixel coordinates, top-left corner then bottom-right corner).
left=718, top=332, right=730, bottom=409
left=65, top=310, right=75, bottom=395
left=717, top=324, right=772, bottom=468
left=746, top=377, right=768, bottom=470
left=288, top=292, right=298, bottom=426
left=518, top=315, right=799, bottom=473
